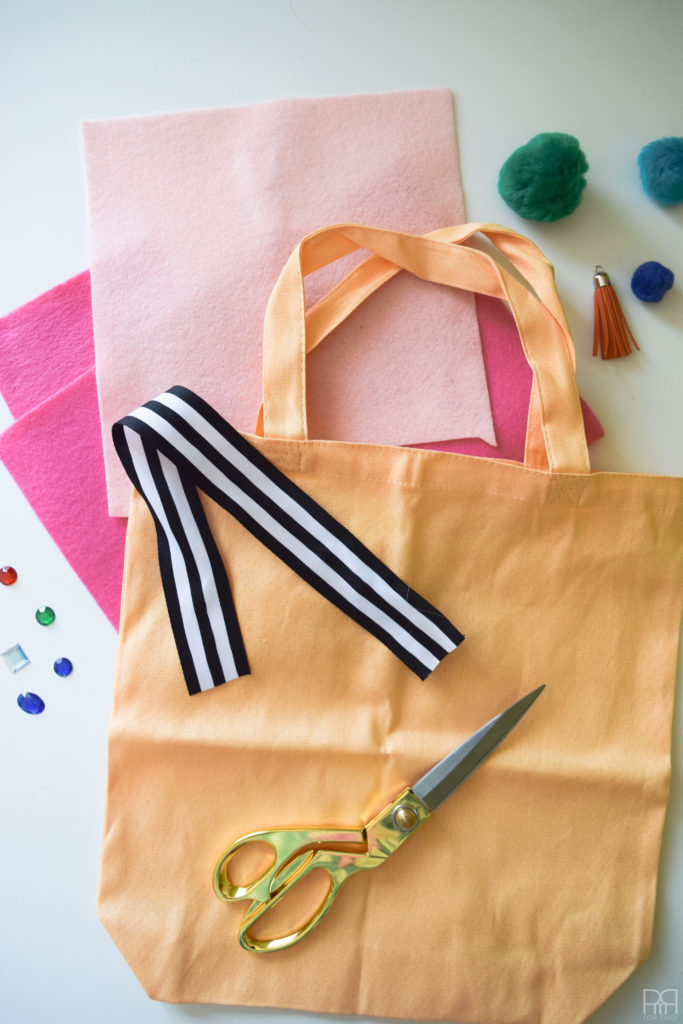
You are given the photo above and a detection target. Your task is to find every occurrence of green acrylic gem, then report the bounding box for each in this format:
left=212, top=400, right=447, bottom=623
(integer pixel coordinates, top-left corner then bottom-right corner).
left=35, top=606, right=56, bottom=626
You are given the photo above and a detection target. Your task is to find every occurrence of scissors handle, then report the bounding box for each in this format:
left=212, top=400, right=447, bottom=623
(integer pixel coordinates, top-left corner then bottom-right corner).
left=237, top=844, right=358, bottom=953
left=213, top=788, right=430, bottom=952
left=213, top=825, right=366, bottom=903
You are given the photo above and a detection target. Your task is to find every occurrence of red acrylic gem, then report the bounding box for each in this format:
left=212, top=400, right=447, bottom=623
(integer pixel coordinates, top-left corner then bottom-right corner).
left=0, top=566, right=18, bottom=586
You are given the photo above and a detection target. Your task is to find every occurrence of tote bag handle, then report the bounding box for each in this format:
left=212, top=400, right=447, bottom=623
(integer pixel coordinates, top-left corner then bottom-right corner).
left=261, top=224, right=590, bottom=475
left=301, top=224, right=578, bottom=473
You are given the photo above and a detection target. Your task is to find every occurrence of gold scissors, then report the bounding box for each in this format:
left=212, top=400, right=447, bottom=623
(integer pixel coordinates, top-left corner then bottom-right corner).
left=213, top=685, right=543, bottom=952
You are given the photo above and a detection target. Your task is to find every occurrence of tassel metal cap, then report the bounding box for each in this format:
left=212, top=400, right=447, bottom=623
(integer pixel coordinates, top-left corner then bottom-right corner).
left=593, top=266, right=611, bottom=289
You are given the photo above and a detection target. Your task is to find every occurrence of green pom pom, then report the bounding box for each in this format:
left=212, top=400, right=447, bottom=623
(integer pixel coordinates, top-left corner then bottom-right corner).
left=498, top=133, right=588, bottom=222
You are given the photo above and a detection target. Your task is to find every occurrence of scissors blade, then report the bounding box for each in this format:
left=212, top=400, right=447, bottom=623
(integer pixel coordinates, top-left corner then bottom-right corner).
left=411, top=685, right=544, bottom=811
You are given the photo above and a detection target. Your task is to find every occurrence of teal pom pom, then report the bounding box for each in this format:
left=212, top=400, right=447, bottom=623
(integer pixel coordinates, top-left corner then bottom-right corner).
left=638, top=138, right=683, bottom=206
left=497, top=133, right=588, bottom=222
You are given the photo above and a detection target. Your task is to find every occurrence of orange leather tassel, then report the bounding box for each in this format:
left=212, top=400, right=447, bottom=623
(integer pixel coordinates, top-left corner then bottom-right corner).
left=593, top=266, right=639, bottom=358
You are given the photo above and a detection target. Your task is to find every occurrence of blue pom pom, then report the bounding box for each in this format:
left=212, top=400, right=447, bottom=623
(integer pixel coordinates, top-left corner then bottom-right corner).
left=631, top=261, right=674, bottom=303
left=638, top=138, right=683, bottom=206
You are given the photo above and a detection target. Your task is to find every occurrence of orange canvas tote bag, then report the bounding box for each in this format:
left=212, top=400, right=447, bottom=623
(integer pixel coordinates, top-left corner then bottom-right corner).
left=98, top=223, right=683, bottom=1023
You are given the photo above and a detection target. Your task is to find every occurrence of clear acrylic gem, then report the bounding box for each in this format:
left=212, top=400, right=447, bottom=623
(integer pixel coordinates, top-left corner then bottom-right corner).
left=1, top=644, right=30, bottom=674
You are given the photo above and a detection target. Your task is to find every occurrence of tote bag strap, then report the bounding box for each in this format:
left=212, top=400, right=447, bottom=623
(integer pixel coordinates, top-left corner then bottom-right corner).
left=299, top=224, right=564, bottom=473
left=262, top=224, right=590, bottom=475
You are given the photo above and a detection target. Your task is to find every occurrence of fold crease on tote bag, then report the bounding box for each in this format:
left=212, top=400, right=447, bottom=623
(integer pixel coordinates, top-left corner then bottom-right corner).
left=113, top=386, right=464, bottom=694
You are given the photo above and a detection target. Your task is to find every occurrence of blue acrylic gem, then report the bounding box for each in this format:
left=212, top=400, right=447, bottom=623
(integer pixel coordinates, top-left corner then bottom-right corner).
left=18, top=692, right=45, bottom=715
left=53, top=657, right=73, bottom=677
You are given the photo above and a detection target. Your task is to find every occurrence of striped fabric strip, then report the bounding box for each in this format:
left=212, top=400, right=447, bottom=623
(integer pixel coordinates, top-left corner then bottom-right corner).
left=113, top=387, right=464, bottom=695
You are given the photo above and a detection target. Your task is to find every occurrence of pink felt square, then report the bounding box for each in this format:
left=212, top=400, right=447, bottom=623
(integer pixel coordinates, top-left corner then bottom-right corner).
left=83, top=90, right=496, bottom=515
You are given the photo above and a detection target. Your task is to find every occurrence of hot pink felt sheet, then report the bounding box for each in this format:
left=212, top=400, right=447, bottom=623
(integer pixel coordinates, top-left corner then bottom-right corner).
left=0, top=272, right=126, bottom=630
left=83, top=90, right=497, bottom=516
left=0, top=272, right=602, bottom=632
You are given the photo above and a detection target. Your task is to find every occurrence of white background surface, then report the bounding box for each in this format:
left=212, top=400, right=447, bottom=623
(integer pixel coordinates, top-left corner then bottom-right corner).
left=1, top=2, right=682, bottom=1023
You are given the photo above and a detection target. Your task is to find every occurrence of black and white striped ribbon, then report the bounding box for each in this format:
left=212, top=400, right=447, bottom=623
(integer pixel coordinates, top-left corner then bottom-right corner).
left=113, top=387, right=463, bottom=695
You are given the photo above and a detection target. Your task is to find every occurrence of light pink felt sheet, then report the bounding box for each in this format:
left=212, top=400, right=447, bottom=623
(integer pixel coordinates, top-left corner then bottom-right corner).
left=416, top=294, right=603, bottom=462
left=83, top=89, right=497, bottom=516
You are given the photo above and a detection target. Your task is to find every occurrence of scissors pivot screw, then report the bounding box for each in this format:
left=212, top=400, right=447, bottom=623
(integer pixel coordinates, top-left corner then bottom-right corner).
left=392, top=805, right=419, bottom=832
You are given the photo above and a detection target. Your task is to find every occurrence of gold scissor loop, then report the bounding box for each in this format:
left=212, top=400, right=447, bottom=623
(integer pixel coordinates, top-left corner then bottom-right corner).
left=237, top=848, right=340, bottom=953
